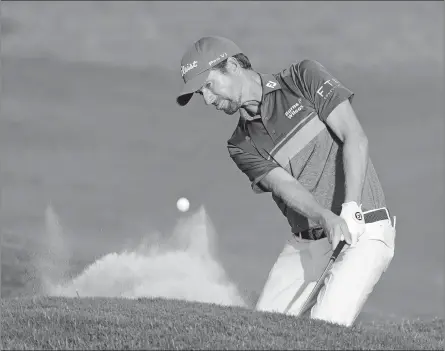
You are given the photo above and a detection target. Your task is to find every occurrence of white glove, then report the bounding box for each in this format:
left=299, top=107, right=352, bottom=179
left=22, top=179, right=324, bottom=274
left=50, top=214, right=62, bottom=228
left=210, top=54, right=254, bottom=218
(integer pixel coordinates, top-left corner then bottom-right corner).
left=339, top=201, right=366, bottom=246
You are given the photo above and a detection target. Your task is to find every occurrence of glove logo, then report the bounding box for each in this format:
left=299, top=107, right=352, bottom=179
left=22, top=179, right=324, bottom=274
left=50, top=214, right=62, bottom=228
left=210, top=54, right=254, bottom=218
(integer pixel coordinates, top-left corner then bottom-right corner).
left=355, top=212, right=363, bottom=221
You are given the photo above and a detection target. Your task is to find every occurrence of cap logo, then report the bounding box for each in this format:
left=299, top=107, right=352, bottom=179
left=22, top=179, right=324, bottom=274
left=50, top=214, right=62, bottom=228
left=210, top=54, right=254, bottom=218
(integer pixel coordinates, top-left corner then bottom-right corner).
left=181, top=60, right=198, bottom=77
left=208, top=52, right=228, bottom=66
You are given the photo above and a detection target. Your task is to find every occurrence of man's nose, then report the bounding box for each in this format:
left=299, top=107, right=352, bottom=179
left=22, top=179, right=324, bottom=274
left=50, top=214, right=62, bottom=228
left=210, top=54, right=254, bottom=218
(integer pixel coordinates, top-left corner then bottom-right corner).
left=202, top=89, right=215, bottom=106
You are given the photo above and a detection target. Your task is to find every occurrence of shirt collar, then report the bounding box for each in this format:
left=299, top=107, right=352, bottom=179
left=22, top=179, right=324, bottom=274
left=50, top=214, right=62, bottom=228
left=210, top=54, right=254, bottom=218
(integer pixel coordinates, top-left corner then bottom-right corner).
left=259, top=73, right=282, bottom=97
left=239, top=73, right=282, bottom=124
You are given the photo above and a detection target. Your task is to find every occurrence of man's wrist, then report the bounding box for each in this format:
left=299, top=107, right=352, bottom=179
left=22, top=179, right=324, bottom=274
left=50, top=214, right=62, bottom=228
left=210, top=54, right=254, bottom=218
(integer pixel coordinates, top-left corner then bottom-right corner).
left=343, top=198, right=361, bottom=206
left=342, top=201, right=362, bottom=209
left=316, top=208, right=336, bottom=226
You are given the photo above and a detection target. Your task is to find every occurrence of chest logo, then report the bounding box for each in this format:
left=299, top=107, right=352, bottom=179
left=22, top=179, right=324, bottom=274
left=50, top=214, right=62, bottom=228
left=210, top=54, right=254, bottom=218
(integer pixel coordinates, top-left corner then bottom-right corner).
left=285, top=98, right=304, bottom=119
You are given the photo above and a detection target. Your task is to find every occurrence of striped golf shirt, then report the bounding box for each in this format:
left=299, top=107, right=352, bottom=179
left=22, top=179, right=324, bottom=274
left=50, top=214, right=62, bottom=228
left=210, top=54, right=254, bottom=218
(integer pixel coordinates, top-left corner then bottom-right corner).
left=227, top=59, right=386, bottom=235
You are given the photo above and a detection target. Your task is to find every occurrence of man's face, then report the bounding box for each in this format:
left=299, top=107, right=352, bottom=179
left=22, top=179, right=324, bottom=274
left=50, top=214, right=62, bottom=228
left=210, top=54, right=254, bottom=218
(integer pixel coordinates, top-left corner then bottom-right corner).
left=196, top=68, right=243, bottom=115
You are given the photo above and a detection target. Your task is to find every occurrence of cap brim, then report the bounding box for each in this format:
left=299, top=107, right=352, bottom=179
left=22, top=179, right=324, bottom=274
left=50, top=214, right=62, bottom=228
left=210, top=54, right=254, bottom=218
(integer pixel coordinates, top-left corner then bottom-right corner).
left=176, top=70, right=209, bottom=106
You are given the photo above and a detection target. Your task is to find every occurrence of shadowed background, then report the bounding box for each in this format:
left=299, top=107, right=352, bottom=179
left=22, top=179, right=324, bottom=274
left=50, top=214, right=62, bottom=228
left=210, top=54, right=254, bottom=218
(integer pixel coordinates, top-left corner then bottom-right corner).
left=1, top=1, right=443, bottom=320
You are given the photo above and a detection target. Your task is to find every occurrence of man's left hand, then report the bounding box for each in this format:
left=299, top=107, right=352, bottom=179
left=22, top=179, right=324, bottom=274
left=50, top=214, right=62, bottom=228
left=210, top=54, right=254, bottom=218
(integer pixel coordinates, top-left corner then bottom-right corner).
left=339, top=201, right=366, bottom=246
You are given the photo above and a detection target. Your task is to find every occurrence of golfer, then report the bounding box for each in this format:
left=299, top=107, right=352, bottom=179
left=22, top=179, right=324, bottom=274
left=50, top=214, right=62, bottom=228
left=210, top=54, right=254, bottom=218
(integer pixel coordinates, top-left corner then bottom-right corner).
left=176, top=36, right=396, bottom=327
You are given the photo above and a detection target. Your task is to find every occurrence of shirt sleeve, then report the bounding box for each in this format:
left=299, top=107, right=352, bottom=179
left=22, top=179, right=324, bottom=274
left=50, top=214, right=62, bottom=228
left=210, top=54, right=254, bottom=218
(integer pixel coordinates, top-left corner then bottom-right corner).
left=227, top=143, right=280, bottom=194
left=291, top=59, right=354, bottom=122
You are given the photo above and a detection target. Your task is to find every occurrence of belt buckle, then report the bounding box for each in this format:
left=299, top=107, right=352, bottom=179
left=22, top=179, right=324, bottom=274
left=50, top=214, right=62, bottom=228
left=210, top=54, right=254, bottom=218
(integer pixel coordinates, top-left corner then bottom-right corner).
left=308, top=227, right=326, bottom=241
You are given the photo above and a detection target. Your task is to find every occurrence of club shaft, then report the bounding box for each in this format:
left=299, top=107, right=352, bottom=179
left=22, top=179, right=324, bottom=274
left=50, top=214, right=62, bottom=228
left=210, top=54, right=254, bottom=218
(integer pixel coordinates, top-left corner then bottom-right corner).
left=297, top=240, right=346, bottom=316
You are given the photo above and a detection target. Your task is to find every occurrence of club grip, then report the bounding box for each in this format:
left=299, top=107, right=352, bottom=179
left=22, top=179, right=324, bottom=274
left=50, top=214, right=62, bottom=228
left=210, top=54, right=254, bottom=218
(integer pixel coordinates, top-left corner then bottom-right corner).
left=331, top=240, right=347, bottom=261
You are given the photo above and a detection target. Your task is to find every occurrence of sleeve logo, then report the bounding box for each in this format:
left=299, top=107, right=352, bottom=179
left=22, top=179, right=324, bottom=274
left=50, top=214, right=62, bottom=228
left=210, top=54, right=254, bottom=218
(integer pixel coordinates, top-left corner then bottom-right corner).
left=316, top=78, right=341, bottom=100
left=266, top=81, right=277, bottom=89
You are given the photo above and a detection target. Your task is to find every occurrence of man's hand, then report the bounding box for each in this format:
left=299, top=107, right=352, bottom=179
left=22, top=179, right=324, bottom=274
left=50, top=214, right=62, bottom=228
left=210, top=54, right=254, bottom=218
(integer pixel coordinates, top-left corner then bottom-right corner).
left=320, top=211, right=352, bottom=251
left=339, top=201, right=366, bottom=246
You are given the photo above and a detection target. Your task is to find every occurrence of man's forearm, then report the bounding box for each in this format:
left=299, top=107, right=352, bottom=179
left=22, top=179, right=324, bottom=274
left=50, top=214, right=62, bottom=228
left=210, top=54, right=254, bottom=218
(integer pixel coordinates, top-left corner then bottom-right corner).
left=274, top=179, right=332, bottom=225
left=342, top=137, right=369, bottom=204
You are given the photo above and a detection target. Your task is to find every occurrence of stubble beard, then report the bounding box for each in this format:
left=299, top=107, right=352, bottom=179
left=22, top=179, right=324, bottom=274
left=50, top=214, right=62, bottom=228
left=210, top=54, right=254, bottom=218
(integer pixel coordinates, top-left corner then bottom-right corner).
left=223, top=93, right=243, bottom=115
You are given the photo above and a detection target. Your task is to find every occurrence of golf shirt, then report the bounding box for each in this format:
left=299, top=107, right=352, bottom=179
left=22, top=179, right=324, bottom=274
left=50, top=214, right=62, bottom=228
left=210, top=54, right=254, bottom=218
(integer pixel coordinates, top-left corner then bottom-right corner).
left=227, top=59, right=386, bottom=235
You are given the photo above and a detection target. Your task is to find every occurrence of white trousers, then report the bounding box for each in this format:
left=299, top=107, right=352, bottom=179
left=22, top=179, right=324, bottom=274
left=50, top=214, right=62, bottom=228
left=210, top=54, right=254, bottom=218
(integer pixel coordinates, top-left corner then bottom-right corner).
left=255, top=208, right=396, bottom=327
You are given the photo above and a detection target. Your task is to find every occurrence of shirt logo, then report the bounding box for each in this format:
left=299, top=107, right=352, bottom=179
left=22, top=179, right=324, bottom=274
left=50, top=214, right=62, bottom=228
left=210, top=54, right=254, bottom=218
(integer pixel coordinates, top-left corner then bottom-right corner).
left=285, top=98, right=304, bottom=119
left=266, top=81, right=277, bottom=89
left=181, top=60, right=198, bottom=77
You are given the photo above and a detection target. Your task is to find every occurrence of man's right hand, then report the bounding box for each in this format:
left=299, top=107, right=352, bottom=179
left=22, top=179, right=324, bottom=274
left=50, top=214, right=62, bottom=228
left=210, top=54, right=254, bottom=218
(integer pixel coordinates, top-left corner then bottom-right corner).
left=320, top=210, right=352, bottom=251
left=258, top=168, right=352, bottom=251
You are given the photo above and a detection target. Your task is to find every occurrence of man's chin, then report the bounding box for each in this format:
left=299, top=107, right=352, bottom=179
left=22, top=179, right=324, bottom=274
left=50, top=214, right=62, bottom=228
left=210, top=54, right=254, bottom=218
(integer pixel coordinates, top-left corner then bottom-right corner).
left=224, top=108, right=238, bottom=115
left=222, top=105, right=240, bottom=115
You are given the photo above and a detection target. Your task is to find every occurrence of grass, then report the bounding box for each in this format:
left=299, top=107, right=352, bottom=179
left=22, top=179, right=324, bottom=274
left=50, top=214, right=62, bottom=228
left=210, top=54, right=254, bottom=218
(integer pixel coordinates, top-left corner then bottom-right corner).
left=1, top=297, right=443, bottom=350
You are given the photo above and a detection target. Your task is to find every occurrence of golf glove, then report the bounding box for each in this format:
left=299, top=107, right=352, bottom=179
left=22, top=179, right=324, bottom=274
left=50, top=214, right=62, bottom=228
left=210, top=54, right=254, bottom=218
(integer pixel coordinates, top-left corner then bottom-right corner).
left=339, top=201, right=366, bottom=246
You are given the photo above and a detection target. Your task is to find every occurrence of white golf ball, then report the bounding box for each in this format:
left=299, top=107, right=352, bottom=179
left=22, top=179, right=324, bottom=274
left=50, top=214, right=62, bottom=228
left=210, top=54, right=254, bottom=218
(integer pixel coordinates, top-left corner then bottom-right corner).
left=176, top=197, right=190, bottom=212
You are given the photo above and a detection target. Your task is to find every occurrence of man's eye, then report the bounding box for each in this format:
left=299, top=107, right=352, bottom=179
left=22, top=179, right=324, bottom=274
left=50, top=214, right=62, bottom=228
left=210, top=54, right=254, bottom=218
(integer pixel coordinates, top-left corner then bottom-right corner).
left=196, top=82, right=212, bottom=95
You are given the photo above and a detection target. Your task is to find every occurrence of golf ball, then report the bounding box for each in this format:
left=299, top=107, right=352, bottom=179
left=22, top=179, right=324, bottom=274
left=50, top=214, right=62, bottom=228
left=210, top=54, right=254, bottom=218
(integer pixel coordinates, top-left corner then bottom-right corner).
left=176, top=197, right=190, bottom=212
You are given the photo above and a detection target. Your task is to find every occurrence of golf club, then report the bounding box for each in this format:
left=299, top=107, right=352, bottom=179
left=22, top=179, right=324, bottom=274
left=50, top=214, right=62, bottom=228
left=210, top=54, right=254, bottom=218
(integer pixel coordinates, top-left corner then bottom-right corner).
left=284, top=239, right=347, bottom=316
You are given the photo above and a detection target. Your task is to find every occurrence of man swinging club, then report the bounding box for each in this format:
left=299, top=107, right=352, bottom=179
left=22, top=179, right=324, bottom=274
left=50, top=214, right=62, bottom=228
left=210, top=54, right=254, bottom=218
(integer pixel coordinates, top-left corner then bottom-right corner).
left=175, top=36, right=396, bottom=327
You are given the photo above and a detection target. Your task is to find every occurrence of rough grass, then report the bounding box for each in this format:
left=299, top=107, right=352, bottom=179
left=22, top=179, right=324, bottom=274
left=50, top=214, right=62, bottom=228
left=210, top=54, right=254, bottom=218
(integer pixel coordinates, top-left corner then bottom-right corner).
left=1, top=297, right=443, bottom=350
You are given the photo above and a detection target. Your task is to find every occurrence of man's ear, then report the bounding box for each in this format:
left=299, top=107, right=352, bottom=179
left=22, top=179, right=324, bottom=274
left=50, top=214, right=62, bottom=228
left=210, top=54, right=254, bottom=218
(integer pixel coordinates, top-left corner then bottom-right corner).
left=226, top=57, right=241, bottom=75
